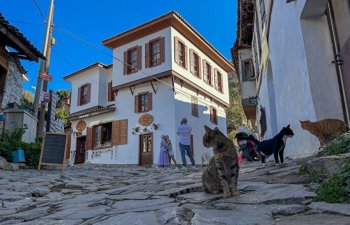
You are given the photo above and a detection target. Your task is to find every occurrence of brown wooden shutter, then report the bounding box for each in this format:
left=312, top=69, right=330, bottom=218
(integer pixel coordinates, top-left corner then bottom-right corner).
left=145, top=43, right=149, bottom=68
left=148, top=92, right=152, bottom=111
left=174, top=37, right=179, bottom=63
left=77, top=87, right=81, bottom=106
left=198, top=55, right=202, bottom=78
left=134, top=95, right=139, bottom=113
left=137, top=46, right=142, bottom=70
left=202, top=59, right=207, bottom=83
left=65, top=131, right=71, bottom=160
left=108, top=81, right=112, bottom=101
left=87, top=83, right=92, bottom=103
left=160, top=37, right=165, bottom=63
left=112, top=120, right=120, bottom=145
left=123, top=51, right=128, bottom=75
left=210, top=107, right=213, bottom=123
left=119, top=119, right=128, bottom=145
left=184, top=44, right=188, bottom=69
left=189, top=49, right=193, bottom=74
left=86, top=127, right=93, bottom=150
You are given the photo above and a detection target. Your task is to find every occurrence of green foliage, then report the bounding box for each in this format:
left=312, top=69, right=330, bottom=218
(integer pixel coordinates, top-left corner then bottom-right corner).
left=318, top=136, right=350, bottom=156
left=56, top=90, right=70, bottom=108
left=56, top=107, right=69, bottom=125
left=226, top=81, right=248, bottom=134
left=0, top=128, right=25, bottom=161
left=20, top=90, right=34, bottom=112
left=316, top=158, right=350, bottom=203
left=21, top=140, right=42, bottom=167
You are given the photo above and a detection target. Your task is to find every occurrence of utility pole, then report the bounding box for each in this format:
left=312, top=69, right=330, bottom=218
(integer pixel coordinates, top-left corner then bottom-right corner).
left=33, top=0, right=54, bottom=137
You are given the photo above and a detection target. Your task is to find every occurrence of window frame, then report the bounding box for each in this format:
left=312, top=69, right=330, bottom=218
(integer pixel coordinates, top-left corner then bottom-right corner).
left=80, top=84, right=90, bottom=106
left=93, top=122, right=112, bottom=149
left=149, top=39, right=161, bottom=67
left=204, top=62, right=212, bottom=86
left=214, top=70, right=223, bottom=93
left=138, top=92, right=149, bottom=113
left=242, top=59, right=255, bottom=82
left=210, top=107, right=218, bottom=125
left=127, top=47, right=138, bottom=74
left=176, top=39, right=186, bottom=68
left=190, top=50, right=200, bottom=78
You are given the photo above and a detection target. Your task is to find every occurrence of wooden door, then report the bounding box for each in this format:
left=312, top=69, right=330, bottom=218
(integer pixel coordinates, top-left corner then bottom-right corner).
left=74, top=137, right=86, bottom=164
left=139, top=134, right=153, bottom=166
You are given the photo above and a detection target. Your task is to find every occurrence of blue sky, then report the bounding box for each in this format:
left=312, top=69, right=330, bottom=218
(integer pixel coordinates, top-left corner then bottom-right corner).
left=1, top=0, right=237, bottom=93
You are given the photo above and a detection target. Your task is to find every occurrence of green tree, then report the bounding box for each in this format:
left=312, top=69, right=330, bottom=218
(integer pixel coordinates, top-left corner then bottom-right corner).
left=56, top=90, right=70, bottom=108
left=56, top=107, right=69, bottom=125
left=20, top=90, right=34, bottom=112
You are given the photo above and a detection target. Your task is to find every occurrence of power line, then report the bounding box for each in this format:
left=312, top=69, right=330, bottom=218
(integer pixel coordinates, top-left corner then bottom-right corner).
left=32, top=0, right=45, bottom=22
left=55, top=26, right=229, bottom=114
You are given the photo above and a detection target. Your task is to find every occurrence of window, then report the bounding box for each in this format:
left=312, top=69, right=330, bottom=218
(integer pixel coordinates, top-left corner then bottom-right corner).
left=190, top=50, right=201, bottom=78
left=128, top=48, right=138, bottom=74
left=124, top=46, right=141, bottom=75
left=78, top=83, right=91, bottom=106
left=210, top=107, right=218, bottom=124
left=108, top=81, right=115, bottom=102
left=135, top=92, right=152, bottom=113
left=175, top=37, right=187, bottom=68
left=150, top=40, right=161, bottom=67
left=191, top=96, right=198, bottom=117
left=146, top=37, right=165, bottom=68
left=242, top=60, right=255, bottom=81
left=214, top=69, right=223, bottom=93
left=93, top=122, right=112, bottom=148
left=203, top=61, right=212, bottom=86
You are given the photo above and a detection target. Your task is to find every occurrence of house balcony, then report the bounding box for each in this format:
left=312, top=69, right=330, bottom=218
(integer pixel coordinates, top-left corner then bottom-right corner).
left=241, top=96, right=257, bottom=120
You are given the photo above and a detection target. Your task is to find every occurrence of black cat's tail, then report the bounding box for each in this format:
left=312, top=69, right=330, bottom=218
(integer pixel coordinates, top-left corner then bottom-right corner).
left=168, top=186, right=203, bottom=198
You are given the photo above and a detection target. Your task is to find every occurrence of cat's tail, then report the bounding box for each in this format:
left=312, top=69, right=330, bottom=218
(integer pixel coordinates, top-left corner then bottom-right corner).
left=168, top=186, right=203, bottom=198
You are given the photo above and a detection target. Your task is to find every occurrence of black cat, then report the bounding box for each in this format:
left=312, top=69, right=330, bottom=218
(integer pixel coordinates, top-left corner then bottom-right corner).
left=252, top=125, right=294, bottom=165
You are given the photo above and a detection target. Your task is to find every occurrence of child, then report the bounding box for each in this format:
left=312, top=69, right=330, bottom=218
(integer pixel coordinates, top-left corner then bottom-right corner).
left=164, top=135, right=178, bottom=168
left=158, top=135, right=170, bottom=169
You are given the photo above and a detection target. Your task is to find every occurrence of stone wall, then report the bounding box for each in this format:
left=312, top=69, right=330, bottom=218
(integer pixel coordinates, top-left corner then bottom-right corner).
left=1, top=59, right=24, bottom=109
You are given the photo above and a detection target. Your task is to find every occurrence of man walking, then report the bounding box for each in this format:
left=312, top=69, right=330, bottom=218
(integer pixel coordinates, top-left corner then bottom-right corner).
left=177, top=118, right=195, bottom=168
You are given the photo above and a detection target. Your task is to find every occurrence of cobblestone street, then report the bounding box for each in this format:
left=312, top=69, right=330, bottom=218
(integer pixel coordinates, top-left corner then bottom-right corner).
left=1, top=161, right=350, bottom=225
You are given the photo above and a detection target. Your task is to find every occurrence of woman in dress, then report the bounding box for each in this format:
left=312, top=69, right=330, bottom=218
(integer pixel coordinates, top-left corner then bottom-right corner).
left=165, top=135, right=177, bottom=167
left=158, top=135, right=170, bottom=169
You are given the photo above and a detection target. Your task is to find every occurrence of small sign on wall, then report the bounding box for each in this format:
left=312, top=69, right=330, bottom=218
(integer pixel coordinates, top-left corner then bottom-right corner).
left=139, top=114, right=154, bottom=127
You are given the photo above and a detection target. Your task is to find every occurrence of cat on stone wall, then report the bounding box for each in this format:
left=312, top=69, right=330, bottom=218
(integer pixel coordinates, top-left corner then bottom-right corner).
left=300, top=119, right=348, bottom=146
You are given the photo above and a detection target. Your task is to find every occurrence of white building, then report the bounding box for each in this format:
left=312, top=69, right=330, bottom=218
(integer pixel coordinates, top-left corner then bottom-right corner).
left=64, top=11, right=234, bottom=165
left=233, top=0, right=350, bottom=158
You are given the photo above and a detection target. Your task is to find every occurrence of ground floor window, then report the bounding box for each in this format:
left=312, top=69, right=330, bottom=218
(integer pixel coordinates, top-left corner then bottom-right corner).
left=94, top=122, right=112, bottom=148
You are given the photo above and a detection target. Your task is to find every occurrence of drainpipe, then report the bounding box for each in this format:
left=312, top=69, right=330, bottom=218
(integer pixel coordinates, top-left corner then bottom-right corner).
left=326, top=1, right=350, bottom=126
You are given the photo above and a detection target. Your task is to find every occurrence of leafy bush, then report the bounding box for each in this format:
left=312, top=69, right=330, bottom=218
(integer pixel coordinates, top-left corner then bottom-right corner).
left=21, top=140, right=42, bottom=167
left=0, top=128, right=25, bottom=161
left=316, top=158, right=350, bottom=203
left=318, top=136, right=350, bottom=156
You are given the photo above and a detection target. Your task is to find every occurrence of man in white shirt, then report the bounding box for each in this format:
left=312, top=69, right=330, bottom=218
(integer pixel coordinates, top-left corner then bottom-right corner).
left=177, top=118, right=195, bottom=167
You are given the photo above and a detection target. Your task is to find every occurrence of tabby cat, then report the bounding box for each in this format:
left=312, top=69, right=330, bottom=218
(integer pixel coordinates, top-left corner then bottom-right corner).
left=169, top=126, right=239, bottom=199
left=300, top=119, right=349, bottom=146
left=202, top=126, right=239, bottom=198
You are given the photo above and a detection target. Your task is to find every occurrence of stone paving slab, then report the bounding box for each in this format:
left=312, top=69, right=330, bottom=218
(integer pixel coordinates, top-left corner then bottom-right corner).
left=0, top=160, right=349, bottom=224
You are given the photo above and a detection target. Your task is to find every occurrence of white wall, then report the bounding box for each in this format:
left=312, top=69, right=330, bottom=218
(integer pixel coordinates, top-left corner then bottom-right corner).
left=69, top=111, right=114, bottom=165
left=112, top=28, right=172, bottom=86
left=171, top=28, right=230, bottom=105
left=112, top=78, right=176, bottom=165
left=173, top=79, right=227, bottom=164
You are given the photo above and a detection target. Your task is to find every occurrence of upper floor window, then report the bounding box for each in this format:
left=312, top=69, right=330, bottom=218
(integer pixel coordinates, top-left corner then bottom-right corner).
left=190, top=49, right=201, bottom=78
left=108, top=81, right=115, bottom=102
left=146, top=37, right=165, bottom=68
left=203, top=61, right=212, bottom=86
left=135, top=92, right=152, bottom=113
left=214, top=69, right=223, bottom=93
left=242, top=60, right=255, bottom=81
left=78, top=83, right=91, bottom=106
left=210, top=107, right=218, bottom=124
left=174, top=37, right=187, bottom=69
left=124, top=46, right=142, bottom=75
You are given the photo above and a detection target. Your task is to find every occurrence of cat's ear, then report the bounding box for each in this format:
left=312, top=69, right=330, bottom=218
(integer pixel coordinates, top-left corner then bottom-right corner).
left=204, top=125, right=211, bottom=132
left=214, top=127, right=220, bottom=132
left=286, top=124, right=290, bottom=128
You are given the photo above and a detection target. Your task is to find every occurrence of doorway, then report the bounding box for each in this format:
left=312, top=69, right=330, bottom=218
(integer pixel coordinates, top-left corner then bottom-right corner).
left=74, top=136, right=86, bottom=164
left=139, top=133, right=153, bottom=166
